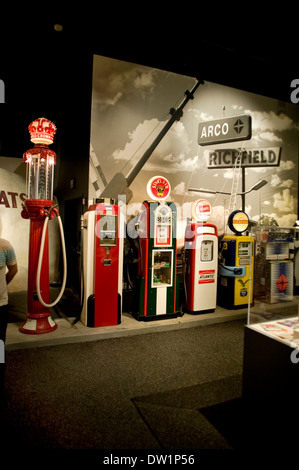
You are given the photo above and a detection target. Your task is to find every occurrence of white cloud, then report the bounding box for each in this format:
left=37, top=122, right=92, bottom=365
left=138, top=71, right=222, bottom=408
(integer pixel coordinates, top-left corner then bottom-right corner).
left=133, top=71, right=155, bottom=90
left=112, top=119, right=196, bottom=173
left=189, top=109, right=214, bottom=122
left=223, top=169, right=234, bottom=179
left=270, top=174, right=294, bottom=189
left=278, top=160, right=296, bottom=171
left=173, top=182, right=186, bottom=195
left=92, top=57, right=157, bottom=110
left=232, top=105, right=243, bottom=111
left=258, top=211, right=298, bottom=227
left=275, top=213, right=298, bottom=226
left=241, top=110, right=296, bottom=146
left=281, top=179, right=294, bottom=188
left=259, top=132, right=282, bottom=143
left=273, top=188, right=296, bottom=213
left=245, top=110, right=295, bottom=132
left=112, top=118, right=162, bottom=162
left=270, top=174, right=282, bottom=187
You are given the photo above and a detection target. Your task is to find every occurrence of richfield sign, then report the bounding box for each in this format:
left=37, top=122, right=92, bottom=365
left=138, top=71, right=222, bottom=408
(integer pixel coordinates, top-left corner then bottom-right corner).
left=206, top=147, right=281, bottom=169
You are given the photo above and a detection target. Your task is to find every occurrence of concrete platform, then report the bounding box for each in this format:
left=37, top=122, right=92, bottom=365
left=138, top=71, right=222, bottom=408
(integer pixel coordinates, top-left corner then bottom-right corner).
left=6, top=308, right=248, bottom=350
left=6, top=289, right=298, bottom=351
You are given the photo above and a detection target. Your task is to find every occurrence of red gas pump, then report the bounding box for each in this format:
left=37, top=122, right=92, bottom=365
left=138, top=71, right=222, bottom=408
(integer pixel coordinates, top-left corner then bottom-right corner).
left=81, top=198, right=123, bottom=327
left=20, top=118, right=67, bottom=334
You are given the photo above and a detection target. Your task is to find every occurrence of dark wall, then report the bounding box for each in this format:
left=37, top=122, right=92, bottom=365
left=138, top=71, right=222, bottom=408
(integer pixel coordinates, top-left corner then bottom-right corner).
left=0, top=25, right=93, bottom=222
left=0, top=23, right=93, bottom=293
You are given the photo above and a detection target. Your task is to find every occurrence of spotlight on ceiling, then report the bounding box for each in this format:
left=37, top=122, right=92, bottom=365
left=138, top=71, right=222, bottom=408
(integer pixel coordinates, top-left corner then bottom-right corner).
left=54, top=24, right=63, bottom=32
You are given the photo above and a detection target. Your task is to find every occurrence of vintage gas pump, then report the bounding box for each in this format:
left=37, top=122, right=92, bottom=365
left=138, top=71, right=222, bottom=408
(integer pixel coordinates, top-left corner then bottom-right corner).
left=81, top=198, right=124, bottom=327
left=184, top=199, right=218, bottom=313
left=134, top=176, right=179, bottom=320
left=20, top=118, right=67, bottom=334
left=218, top=210, right=254, bottom=309
left=253, top=225, right=294, bottom=303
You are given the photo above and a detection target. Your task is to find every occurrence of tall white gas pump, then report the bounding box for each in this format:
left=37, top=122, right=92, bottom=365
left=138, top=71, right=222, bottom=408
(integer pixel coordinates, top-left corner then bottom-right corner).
left=184, top=199, right=218, bottom=313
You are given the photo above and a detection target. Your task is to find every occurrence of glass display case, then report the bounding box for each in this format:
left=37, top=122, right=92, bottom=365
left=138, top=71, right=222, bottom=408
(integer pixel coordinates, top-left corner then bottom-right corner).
left=244, top=226, right=299, bottom=401
left=246, top=225, right=299, bottom=348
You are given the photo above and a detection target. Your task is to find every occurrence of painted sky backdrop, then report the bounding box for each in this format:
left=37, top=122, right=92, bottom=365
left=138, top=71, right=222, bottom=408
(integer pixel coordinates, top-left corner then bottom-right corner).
left=90, top=54, right=299, bottom=235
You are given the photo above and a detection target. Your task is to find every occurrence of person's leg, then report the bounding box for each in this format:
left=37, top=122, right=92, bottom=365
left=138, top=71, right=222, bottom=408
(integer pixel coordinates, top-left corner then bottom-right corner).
left=0, top=304, right=8, bottom=343
left=0, top=305, right=8, bottom=391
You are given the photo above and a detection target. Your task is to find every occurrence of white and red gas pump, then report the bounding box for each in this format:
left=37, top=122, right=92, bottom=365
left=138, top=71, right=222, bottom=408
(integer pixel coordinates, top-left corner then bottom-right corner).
left=20, top=118, right=67, bottom=334
left=81, top=198, right=124, bottom=327
left=184, top=199, right=218, bottom=313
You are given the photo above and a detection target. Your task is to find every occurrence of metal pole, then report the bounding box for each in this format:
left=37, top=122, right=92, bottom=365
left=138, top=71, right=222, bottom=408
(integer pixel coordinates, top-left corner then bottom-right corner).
left=242, top=167, right=245, bottom=211
left=126, top=79, right=203, bottom=186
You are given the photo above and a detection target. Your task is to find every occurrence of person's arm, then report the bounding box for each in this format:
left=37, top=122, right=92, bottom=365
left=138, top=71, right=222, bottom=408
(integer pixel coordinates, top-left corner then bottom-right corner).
left=6, top=263, right=18, bottom=285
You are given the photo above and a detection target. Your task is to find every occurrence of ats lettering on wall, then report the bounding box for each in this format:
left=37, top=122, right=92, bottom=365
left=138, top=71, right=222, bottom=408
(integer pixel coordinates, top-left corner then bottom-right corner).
left=0, top=191, right=26, bottom=208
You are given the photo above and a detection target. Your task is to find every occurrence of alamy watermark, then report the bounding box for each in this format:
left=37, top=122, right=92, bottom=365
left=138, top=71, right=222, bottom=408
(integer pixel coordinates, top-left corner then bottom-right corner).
left=290, top=79, right=299, bottom=104
left=290, top=340, right=299, bottom=364
left=0, top=339, right=4, bottom=363
left=0, top=79, right=4, bottom=103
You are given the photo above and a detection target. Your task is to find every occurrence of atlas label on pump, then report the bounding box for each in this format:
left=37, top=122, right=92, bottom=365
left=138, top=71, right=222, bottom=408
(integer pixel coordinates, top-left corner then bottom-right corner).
left=198, top=269, right=215, bottom=284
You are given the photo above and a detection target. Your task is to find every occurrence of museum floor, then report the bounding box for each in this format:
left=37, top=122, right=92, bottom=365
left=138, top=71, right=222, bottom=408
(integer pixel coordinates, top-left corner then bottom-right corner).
left=2, top=290, right=298, bottom=465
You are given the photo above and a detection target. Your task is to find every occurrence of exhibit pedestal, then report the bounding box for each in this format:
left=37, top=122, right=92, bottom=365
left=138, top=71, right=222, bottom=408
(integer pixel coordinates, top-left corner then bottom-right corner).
left=243, top=324, right=299, bottom=401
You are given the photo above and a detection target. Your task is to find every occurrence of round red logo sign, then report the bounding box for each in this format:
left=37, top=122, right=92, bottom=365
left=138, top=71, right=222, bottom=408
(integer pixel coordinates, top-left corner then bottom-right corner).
left=192, top=199, right=212, bottom=222
left=147, top=176, right=171, bottom=201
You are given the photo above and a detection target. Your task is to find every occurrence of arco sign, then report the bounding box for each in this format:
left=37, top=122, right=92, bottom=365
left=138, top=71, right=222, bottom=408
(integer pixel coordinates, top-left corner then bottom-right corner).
left=198, top=115, right=252, bottom=146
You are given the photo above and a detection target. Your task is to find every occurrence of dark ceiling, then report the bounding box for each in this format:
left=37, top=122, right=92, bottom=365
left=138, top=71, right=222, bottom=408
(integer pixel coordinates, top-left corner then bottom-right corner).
left=0, top=10, right=298, bottom=199
left=1, top=11, right=298, bottom=104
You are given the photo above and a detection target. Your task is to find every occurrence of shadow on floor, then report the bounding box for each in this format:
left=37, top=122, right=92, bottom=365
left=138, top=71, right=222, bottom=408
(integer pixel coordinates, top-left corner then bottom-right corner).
left=7, top=288, right=82, bottom=323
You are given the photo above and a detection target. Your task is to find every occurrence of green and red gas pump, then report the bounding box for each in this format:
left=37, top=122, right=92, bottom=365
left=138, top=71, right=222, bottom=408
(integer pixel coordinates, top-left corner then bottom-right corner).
left=134, top=176, right=180, bottom=320
left=20, top=118, right=66, bottom=334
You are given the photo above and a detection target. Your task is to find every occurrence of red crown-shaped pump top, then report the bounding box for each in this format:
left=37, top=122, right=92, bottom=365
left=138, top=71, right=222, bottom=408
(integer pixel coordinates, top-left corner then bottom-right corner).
left=28, top=117, right=57, bottom=145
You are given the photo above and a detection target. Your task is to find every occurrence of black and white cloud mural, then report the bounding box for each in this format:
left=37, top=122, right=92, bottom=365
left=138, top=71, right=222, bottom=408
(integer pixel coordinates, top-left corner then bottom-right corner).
left=89, top=54, right=299, bottom=239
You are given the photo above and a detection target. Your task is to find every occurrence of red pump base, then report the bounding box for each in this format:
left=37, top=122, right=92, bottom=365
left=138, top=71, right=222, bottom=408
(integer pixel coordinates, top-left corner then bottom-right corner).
left=19, top=199, right=57, bottom=335
left=19, top=315, right=57, bottom=335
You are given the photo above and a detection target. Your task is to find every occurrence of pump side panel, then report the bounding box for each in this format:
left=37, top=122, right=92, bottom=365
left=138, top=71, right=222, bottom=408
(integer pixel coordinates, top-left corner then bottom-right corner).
left=234, top=236, right=254, bottom=307
left=81, top=210, right=95, bottom=326
left=217, top=237, right=236, bottom=309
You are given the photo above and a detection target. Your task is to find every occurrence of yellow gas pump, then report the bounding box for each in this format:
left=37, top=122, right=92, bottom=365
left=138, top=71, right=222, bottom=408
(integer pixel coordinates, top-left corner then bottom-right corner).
left=218, top=211, right=254, bottom=309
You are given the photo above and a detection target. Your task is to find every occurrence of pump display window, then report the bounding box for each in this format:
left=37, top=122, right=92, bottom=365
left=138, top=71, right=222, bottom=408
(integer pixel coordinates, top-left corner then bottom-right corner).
left=152, top=250, right=173, bottom=287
